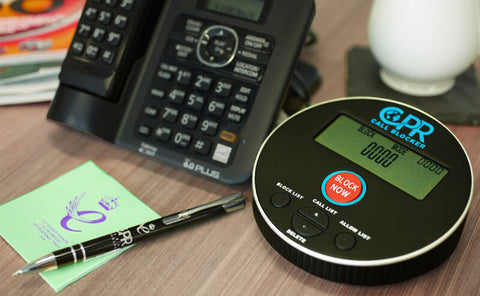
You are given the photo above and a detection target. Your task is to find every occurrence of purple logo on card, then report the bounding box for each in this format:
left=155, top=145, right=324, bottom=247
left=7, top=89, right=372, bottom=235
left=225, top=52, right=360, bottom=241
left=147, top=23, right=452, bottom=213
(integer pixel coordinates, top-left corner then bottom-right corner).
left=99, top=196, right=119, bottom=211
left=60, top=192, right=118, bottom=232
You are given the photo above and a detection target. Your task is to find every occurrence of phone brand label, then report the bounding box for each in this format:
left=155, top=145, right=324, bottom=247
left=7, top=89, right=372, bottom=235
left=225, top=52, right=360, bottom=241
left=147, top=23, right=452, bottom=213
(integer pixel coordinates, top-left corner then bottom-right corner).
left=183, top=158, right=220, bottom=179
left=370, top=106, right=434, bottom=149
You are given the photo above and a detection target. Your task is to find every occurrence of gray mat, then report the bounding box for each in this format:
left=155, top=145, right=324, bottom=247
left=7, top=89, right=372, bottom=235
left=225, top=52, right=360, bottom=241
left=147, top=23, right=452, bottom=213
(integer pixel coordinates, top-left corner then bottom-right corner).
left=347, top=46, right=480, bottom=126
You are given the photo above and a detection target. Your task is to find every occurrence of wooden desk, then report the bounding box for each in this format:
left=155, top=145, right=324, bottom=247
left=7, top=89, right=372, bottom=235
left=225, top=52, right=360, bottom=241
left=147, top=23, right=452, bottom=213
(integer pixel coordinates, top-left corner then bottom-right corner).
left=1, top=0, right=479, bottom=294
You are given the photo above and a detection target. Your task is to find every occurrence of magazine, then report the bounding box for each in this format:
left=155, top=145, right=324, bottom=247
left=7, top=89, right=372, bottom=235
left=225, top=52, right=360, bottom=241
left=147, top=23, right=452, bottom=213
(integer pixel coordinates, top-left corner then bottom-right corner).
left=0, top=0, right=86, bottom=105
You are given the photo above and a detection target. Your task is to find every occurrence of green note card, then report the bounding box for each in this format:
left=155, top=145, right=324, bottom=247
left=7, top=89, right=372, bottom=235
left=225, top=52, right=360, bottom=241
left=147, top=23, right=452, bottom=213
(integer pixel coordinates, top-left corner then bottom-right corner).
left=0, top=161, right=160, bottom=292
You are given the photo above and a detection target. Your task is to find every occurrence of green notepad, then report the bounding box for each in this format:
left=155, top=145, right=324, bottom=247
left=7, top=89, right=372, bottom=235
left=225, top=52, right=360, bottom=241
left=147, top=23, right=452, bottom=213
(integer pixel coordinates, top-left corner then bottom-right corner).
left=0, top=161, right=160, bottom=292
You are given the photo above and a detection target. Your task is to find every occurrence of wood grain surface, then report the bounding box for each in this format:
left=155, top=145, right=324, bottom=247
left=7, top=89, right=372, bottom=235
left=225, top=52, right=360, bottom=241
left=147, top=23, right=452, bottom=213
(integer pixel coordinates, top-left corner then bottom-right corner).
left=1, top=0, right=479, bottom=295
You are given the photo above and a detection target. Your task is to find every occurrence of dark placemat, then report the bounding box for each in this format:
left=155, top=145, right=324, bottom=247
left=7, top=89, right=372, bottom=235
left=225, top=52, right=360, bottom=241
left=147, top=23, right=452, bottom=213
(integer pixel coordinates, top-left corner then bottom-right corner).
left=346, top=46, right=480, bottom=126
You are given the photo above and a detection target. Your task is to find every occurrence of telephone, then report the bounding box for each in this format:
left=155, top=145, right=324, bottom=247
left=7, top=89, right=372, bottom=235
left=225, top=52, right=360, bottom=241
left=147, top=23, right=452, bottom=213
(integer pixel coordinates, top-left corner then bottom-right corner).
left=47, top=0, right=316, bottom=184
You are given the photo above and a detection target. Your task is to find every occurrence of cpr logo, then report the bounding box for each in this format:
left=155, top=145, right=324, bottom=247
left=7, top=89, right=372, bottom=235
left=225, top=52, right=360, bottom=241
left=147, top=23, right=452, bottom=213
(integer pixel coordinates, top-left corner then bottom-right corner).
left=379, top=106, right=434, bottom=143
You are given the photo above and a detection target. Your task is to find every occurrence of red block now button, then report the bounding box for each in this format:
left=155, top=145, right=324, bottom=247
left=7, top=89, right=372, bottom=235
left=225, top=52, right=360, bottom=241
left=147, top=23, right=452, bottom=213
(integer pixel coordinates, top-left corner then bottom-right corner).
left=322, top=171, right=366, bottom=206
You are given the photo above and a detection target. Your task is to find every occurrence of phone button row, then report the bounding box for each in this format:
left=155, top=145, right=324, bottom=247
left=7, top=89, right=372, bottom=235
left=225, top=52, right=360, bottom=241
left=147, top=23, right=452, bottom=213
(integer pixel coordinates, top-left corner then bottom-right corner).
left=137, top=123, right=234, bottom=164
left=170, top=15, right=273, bottom=82
left=143, top=105, right=231, bottom=131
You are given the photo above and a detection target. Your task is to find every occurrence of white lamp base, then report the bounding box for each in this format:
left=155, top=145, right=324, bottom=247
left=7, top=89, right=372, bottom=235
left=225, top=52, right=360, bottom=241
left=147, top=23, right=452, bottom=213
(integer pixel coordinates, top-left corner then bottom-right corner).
left=379, top=68, right=455, bottom=97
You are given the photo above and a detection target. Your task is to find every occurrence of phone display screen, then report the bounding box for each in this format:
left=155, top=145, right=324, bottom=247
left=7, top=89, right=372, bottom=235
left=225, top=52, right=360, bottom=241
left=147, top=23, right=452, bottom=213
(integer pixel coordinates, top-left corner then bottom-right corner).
left=203, top=0, right=266, bottom=22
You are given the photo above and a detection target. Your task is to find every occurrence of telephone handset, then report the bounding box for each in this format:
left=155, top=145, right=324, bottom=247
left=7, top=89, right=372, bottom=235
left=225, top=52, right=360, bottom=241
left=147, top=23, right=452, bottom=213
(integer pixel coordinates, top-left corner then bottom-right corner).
left=47, top=0, right=316, bottom=184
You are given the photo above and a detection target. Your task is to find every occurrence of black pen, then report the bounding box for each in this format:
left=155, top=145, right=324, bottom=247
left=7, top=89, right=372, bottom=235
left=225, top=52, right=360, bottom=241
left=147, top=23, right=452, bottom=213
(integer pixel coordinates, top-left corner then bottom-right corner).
left=12, top=192, right=246, bottom=275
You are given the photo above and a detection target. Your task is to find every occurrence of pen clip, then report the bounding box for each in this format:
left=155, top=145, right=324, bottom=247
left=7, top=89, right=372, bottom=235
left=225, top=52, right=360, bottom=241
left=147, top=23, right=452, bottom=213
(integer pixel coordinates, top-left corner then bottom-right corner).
left=162, top=192, right=245, bottom=225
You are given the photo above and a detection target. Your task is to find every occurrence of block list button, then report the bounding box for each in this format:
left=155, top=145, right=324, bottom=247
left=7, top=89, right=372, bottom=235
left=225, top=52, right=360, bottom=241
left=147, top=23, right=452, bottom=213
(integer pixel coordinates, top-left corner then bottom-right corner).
left=270, top=192, right=291, bottom=208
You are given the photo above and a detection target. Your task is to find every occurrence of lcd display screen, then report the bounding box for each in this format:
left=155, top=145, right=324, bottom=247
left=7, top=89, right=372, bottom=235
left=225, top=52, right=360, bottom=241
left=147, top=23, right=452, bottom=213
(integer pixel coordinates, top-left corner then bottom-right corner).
left=315, top=115, right=448, bottom=200
left=203, top=0, right=266, bottom=22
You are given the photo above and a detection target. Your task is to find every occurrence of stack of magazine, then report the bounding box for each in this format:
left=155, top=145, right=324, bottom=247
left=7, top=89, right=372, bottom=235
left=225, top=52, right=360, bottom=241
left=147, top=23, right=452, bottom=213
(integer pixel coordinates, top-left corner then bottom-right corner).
left=0, top=0, right=85, bottom=105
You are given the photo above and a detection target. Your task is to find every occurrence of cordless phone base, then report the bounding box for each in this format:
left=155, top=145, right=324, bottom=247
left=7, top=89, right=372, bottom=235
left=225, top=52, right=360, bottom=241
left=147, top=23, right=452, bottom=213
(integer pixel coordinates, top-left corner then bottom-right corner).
left=47, top=0, right=316, bottom=184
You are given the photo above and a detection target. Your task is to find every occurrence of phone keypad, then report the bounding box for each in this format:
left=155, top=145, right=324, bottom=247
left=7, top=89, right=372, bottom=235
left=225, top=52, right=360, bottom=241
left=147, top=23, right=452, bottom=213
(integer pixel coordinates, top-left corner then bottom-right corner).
left=137, top=61, right=257, bottom=166
left=59, top=0, right=158, bottom=101
left=69, top=1, right=133, bottom=63
left=135, top=15, right=275, bottom=167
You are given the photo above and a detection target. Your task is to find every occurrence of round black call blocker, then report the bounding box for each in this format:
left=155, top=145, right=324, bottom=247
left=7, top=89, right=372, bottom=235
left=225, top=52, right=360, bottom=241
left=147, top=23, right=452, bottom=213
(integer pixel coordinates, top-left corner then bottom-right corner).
left=252, top=97, right=473, bottom=285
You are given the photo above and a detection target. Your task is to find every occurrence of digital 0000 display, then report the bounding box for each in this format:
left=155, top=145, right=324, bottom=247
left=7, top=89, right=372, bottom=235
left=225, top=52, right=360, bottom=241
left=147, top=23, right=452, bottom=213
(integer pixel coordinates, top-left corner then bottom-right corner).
left=314, top=115, right=448, bottom=200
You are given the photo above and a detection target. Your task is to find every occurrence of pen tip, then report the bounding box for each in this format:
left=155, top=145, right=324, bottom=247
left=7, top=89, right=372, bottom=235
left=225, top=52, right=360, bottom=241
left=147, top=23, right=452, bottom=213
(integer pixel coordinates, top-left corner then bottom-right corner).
left=12, top=270, right=22, bottom=276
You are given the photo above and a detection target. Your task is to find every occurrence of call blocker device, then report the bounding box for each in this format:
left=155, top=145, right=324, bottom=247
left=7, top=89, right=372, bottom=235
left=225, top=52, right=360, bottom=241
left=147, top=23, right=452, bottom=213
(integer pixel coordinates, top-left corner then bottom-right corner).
left=47, top=0, right=315, bottom=184
left=252, top=97, right=473, bottom=285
